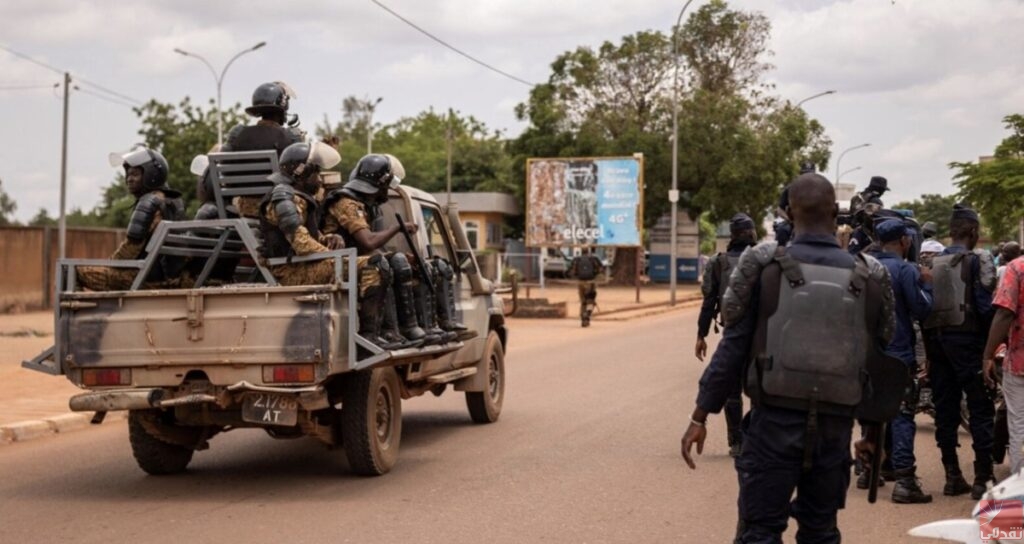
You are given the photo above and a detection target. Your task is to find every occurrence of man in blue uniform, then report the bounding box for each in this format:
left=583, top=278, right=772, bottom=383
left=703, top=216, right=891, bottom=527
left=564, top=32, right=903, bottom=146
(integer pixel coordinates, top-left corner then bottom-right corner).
left=867, top=219, right=934, bottom=503
left=696, top=212, right=757, bottom=457
left=681, top=173, right=895, bottom=543
left=922, top=204, right=997, bottom=499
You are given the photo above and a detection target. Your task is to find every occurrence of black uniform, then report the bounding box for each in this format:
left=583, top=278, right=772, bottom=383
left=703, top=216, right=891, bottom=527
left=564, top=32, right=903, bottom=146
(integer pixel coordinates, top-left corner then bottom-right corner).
left=697, top=233, right=892, bottom=543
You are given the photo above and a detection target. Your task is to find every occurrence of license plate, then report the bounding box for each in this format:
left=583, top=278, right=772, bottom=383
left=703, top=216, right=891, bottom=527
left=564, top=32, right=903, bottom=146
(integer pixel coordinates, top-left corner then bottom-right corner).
left=241, top=393, right=298, bottom=426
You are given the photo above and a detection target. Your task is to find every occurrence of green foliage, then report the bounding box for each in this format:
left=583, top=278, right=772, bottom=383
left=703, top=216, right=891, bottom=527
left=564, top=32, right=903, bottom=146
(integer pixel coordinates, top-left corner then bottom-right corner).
left=0, top=178, right=16, bottom=226
left=83, top=97, right=247, bottom=226
left=27, top=208, right=57, bottom=227
left=951, top=114, right=1024, bottom=241
left=891, top=193, right=958, bottom=240
left=699, top=213, right=717, bottom=255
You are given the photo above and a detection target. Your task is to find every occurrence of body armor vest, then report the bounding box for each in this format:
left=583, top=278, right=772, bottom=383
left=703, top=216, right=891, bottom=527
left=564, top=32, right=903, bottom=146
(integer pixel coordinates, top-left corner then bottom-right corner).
left=923, top=252, right=972, bottom=331
left=323, top=188, right=382, bottom=254
left=747, top=247, right=876, bottom=416
left=129, top=191, right=185, bottom=281
left=717, top=253, right=740, bottom=301
left=225, top=123, right=300, bottom=156
left=259, top=186, right=321, bottom=260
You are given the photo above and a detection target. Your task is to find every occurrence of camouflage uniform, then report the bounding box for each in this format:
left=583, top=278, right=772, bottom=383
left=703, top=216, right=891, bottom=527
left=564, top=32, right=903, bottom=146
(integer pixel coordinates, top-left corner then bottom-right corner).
left=262, top=195, right=337, bottom=286
left=323, top=197, right=381, bottom=296
left=77, top=190, right=185, bottom=291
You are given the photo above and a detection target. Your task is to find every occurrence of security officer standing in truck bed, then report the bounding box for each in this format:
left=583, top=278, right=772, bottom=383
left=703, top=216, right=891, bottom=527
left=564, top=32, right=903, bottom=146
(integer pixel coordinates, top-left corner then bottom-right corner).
left=681, top=173, right=895, bottom=543
left=922, top=203, right=997, bottom=500
left=695, top=212, right=757, bottom=458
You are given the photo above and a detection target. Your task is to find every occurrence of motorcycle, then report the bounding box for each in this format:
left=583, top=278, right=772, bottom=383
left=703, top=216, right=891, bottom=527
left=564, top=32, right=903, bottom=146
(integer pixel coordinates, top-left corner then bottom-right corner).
left=909, top=468, right=1024, bottom=543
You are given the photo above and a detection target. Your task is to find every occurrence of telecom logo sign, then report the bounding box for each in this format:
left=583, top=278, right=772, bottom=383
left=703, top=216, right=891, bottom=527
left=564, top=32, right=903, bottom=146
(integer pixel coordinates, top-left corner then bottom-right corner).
left=525, top=157, right=642, bottom=247
left=977, top=499, right=1024, bottom=542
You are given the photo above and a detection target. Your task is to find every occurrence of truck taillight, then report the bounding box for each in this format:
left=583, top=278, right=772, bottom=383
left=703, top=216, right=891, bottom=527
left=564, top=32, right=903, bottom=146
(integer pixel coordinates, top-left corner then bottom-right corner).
left=263, top=364, right=315, bottom=384
left=82, top=368, right=131, bottom=386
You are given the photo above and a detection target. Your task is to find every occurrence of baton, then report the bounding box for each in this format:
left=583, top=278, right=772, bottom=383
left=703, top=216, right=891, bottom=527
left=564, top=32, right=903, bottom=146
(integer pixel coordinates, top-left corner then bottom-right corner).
left=867, top=422, right=886, bottom=504
left=394, top=212, right=435, bottom=293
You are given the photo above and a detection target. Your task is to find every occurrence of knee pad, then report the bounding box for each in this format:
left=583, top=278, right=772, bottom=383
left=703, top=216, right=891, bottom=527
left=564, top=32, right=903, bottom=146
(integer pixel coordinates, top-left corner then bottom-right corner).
left=373, top=254, right=393, bottom=286
left=390, top=252, right=413, bottom=283
left=434, top=257, right=455, bottom=280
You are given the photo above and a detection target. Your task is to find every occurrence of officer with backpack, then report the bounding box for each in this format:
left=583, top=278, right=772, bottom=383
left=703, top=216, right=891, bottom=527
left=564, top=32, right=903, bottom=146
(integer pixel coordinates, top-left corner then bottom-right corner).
left=695, top=212, right=757, bottom=457
left=569, top=248, right=604, bottom=327
left=922, top=204, right=997, bottom=499
left=681, top=173, right=899, bottom=542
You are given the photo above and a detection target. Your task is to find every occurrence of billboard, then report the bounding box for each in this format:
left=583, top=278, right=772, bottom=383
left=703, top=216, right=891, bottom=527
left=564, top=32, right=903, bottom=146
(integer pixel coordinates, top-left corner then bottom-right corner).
left=525, top=156, right=643, bottom=247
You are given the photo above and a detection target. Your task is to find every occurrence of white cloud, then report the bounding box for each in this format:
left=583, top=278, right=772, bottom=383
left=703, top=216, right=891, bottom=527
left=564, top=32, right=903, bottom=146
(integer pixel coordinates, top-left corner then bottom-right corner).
left=880, top=137, right=943, bottom=164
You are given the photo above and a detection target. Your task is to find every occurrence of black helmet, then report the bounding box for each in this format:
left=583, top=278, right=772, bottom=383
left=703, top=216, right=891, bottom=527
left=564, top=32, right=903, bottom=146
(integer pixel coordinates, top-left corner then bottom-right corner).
left=269, top=141, right=341, bottom=186
left=110, top=146, right=169, bottom=190
left=245, top=81, right=295, bottom=117
left=345, top=153, right=404, bottom=195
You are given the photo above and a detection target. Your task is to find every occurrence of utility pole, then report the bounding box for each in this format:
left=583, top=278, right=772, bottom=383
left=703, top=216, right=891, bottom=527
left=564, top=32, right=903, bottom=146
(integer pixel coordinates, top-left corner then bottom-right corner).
left=58, top=72, right=70, bottom=260
left=446, top=109, right=453, bottom=206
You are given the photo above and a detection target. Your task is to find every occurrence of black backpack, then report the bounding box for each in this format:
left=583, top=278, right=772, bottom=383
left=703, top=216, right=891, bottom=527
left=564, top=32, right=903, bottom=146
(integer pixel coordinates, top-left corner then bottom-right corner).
left=576, top=256, right=597, bottom=280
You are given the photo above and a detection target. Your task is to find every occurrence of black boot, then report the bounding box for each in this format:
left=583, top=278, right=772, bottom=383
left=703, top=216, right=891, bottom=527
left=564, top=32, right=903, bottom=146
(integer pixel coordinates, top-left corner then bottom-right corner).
left=943, top=463, right=971, bottom=496
left=433, top=258, right=473, bottom=339
left=892, top=466, right=933, bottom=504
left=394, top=280, right=428, bottom=344
left=856, top=469, right=884, bottom=490
left=971, top=459, right=995, bottom=500
left=412, top=281, right=445, bottom=345
left=380, top=289, right=421, bottom=349
left=356, top=287, right=389, bottom=347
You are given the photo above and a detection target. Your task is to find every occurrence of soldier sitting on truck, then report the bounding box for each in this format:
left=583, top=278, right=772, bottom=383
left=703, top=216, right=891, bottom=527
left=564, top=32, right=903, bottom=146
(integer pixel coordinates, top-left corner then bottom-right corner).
left=77, top=146, right=186, bottom=291
left=258, top=141, right=345, bottom=286
left=223, top=81, right=303, bottom=218
left=320, top=153, right=439, bottom=349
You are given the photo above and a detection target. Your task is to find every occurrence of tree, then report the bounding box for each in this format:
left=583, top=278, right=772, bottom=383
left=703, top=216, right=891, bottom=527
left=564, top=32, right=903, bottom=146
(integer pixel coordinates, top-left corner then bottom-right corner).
left=891, top=193, right=958, bottom=240
left=0, top=178, right=16, bottom=226
left=82, top=97, right=248, bottom=226
left=27, top=208, right=57, bottom=227
left=951, top=114, right=1024, bottom=241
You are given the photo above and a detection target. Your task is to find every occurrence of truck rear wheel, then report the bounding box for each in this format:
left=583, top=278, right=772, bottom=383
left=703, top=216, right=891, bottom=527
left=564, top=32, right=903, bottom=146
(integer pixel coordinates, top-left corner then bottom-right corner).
left=128, top=410, right=194, bottom=475
left=466, top=331, right=505, bottom=424
left=341, top=367, right=402, bottom=476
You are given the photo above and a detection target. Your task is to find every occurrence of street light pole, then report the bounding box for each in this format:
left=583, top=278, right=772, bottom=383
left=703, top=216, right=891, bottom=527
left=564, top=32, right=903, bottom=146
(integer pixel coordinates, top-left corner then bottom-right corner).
left=174, top=41, right=267, bottom=145
left=834, top=143, right=871, bottom=191
left=366, top=97, right=383, bottom=154
left=795, top=89, right=837, bottom=108
left=837, top=165, right=862, bottom=184
left=670, top=0, right=696, bottom=306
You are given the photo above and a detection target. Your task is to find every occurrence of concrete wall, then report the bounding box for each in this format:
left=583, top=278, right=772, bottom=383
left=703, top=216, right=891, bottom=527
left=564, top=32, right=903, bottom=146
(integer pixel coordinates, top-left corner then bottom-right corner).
left=0, top=226, right=124, bottom=311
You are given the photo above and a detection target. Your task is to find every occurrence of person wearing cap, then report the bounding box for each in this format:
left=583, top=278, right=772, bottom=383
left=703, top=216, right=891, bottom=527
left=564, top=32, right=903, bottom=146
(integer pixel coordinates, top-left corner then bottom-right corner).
left=866, top=219, right=935, bottom=503
left=919, top=239, right=945, bottom=267
left=922, top=203, right=997, bottom=499
left=569, top=247, right=605, bottom=327
left=921, top=222, right=938, bottom=241
left=223, top=81, right=304, bottom=218
left=695, top=212, right=757, bottom=457
left=77, top=146, right=186, bottom=291
left=984, top=239, right=1024, bottom=475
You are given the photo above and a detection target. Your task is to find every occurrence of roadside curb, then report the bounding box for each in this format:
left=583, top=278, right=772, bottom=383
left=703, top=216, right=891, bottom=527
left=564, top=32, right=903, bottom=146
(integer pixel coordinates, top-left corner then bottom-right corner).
left=592, top=295, right=703, bottom=322
left=0, top=411, right=126, bottom=446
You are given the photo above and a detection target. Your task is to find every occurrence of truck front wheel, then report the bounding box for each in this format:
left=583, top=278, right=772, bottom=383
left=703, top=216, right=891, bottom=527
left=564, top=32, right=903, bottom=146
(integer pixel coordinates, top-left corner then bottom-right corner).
left=128, top=410, right=195, bottom=475
left=340, top=367, right=402, bottom=476
left=466, top=331, right=505, bottom=424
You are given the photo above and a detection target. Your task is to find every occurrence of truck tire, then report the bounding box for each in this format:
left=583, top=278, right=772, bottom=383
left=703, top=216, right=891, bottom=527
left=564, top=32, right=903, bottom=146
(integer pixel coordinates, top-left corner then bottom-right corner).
left=128, top=410, right=194, bottom=475
left=466, top=331, right=505, bottom=424
left=341, top=367, right=402, bottom=476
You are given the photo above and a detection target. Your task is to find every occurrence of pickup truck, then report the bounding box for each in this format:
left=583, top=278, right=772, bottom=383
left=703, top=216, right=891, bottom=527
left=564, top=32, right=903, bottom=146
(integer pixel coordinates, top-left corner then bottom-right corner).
left=23, top=151, right=509, bottom=476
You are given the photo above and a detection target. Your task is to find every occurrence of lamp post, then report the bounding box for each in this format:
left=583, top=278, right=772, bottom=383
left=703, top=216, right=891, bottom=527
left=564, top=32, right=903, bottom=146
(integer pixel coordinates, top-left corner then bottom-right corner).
left=174, top=41, right=267, bottom=145
left=795, top=89, right=836, bottom=108
left=837, top=165, right=862, bottom=183
left=834, top=143, right=870, bottom=191
left=670, top=0, right=696, bottom=306
left=366, top=97, right=383, bottom=154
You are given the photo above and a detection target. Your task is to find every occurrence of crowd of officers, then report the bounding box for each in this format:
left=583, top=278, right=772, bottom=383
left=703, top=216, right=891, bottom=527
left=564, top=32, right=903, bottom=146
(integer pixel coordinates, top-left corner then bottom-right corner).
left=76, top=81, right=471, bottom=352
left=683, top=170, right=1005, bottom=543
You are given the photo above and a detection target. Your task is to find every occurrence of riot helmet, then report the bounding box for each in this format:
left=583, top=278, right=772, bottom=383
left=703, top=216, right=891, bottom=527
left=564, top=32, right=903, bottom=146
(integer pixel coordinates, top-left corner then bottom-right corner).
left=345, top=153, right=404, bottom=202
left=109, top=146, right=169, bottom=192
left=270, top=141, right=341, bottom=192
left=245, top=81, right=296, bottom=118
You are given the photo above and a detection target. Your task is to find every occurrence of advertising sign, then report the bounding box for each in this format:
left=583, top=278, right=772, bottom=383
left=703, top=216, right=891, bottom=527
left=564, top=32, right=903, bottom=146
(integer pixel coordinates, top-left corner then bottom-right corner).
left=525, top=156, right=643, bottom=247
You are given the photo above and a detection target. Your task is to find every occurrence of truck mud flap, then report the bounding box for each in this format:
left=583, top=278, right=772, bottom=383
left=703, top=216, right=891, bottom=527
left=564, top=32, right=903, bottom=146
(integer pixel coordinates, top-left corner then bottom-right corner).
left=22, top=345, right=61, bottom=375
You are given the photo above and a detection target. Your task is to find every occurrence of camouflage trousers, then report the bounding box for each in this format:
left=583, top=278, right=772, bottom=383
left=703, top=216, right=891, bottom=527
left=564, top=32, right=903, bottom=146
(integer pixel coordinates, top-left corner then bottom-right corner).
left=269, top=255, right=385, bottom=289
left=578, top=281, right=597, bottom=315
left=76, top=266, right=191, bottom=291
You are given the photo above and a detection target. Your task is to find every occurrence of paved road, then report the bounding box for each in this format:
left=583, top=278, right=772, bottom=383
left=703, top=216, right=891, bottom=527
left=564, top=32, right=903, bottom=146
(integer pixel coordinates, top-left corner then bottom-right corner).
left=0, top=309, right=995, bottom=543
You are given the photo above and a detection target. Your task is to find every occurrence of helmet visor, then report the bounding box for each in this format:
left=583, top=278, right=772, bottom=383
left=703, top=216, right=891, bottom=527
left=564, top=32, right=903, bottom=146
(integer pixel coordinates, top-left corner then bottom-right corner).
left=307, top=141, right=341, bottom=170
left=110, top=147, right=153, bottom=168
left=274, top=81, right=297, bottom=99
left=190, top=154, right=209, bottom=176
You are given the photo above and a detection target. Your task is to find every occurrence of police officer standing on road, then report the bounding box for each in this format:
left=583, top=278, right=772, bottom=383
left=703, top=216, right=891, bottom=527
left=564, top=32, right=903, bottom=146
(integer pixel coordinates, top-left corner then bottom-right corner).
left=922, top=204, right=997, bottom=499
left=681, top=173, right=896, bottom=543
left=867, top=219, right=935, bottom=503
left=695, top=212, right=757, bottom=458
left=568, top=248, right=604, bottom=327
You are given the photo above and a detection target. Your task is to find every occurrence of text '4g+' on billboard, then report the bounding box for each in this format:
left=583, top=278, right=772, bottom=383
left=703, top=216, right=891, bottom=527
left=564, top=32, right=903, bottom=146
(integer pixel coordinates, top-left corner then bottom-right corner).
left=525, top=156, right=643, bottom=247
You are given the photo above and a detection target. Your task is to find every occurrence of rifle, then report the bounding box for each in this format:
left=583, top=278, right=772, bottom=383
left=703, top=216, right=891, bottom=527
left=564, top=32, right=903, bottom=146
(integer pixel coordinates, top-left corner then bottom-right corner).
left=866, top=422, right=886, bottom=504
left=394, top=212, right=435, bottom=293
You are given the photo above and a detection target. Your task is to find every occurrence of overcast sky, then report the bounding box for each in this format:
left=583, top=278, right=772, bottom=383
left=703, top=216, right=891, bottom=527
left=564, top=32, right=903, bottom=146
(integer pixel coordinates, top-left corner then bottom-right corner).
left=1, top=0, right=1022, bottom=222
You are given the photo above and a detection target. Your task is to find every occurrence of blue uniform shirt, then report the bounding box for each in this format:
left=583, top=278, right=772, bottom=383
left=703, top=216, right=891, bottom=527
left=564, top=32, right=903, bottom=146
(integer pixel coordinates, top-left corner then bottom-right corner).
left=868, top=250, right=932, bottom=364
left=696, top=233, right=860, bottom=414
left=697, top=240, right=753, bottom=339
